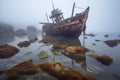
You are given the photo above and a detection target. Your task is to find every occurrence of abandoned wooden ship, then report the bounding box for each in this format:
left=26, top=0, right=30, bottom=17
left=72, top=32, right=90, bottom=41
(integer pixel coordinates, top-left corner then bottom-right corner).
left=40, top=3, right=90, bottom=38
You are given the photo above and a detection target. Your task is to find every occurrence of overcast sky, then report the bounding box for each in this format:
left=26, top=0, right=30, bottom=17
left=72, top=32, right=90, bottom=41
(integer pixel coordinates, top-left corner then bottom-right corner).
left=0, top=0, right=120, bottom=32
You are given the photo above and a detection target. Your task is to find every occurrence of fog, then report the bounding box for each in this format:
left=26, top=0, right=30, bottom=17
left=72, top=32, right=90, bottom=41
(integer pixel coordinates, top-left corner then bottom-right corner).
left=0, top=0, right=120, bottom=32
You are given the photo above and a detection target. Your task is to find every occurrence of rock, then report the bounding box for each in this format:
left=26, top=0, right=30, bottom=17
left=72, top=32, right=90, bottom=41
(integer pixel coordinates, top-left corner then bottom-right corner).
left=27, top=26, right=38, bottom=40
left=0, top=34, right=15, bottom=45
left=40, top=61, right=96, bottom=80
left=87, top=54, right=113, bottom=65
left=17, top=41, right=31, bottom=48
left=5, top=59, right=39, bottom=80
left=27, top=26, right=37, bottom=33
left=0, top=44, right=19, bottom=59
left=52, top=44, right=64, bottom=49
left=39, top=38, right=52, bottom=44
left=0, top=23, right=14, bottom=34
left=104, top=39, right=120, bottom=47
left=0, top=23, right=15, bottom=44
left=51, top=49, right=61, bottom=56
left=85, top=33, right=96, bottom=37
left=38, top=51, right=49, bottom=59
left=66, top=46, right=89, bottom=53
left=92, top=43, right=96, bottom=46
left=104, top=34, right=109, bottom=37
left=14, top=29, right=27, bottom=38
left=29, top=37, right=38, bottom=43
left=61, top=50, right=86, bottom=63
left=95, top=40, right=100, bottom=42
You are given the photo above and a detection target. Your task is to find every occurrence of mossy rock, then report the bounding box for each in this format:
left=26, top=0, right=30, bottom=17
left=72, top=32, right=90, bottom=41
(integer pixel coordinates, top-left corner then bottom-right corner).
left=38, top=51, right=49, bottom=59
left=66, top=46, right=89, bottom=53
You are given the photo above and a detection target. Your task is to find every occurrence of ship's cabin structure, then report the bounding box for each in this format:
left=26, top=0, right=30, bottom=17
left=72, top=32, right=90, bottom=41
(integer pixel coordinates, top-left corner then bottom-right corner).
left=50, top=8, right=64, bottom=23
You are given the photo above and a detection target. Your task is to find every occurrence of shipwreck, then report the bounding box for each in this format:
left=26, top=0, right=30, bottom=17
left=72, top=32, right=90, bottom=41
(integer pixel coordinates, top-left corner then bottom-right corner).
left=39, top=2, right=90, bottom=38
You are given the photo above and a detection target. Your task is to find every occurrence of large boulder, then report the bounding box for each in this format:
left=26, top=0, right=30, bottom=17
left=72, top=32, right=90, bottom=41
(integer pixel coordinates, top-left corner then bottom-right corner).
left=27, top=26, right=38, bottom=40
left=87, top=54, right=113, bottom=65
left=0, top=44, right=19, bottom=59
left=66, top=46, right=89, bottom=53
left=40, top=61, right=96, bottom=80
left=4, top=59, right=39, bottom=80
left=0, top=23, right=15, bottom=44
left=0, top=23, right=14, bottom=34
left=14, top=29, right=27, bottom=38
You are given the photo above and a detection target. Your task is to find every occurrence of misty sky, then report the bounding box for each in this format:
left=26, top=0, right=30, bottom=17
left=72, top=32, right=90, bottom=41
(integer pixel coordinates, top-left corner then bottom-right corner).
left=0, top=0, right=120, bottom=32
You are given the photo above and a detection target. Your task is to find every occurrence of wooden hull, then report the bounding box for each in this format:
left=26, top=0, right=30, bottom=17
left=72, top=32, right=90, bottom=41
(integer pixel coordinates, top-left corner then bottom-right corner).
left=42, top=7, right=89, bottom=38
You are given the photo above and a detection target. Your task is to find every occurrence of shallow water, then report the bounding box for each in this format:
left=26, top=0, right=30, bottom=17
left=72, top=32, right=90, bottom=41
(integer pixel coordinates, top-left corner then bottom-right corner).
left=0, top=32, right=120, bottom=80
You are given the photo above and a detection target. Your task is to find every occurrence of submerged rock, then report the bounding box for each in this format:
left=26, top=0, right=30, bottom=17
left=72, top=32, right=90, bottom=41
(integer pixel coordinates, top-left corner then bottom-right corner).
left=14, top=29, right=27, bottom=38
left=29, top=37, right=38, bottom=43
left=5, top=59, right=39, bottom=80
left=40, top=61, right=96, bottom=80
left=104, top=34, right=109, bottom=37
left=17, top=41, right=31, bottom=48
left=66, top=46, right=89, bottom=53
left=38, top=51, right=49, bottom=59
left=95, top=40, right=100, bottom=42
left=104, top=39, right=120, bottom=47
left=0, top=44, right=19, bottom=59
left=61, top=50, right=86, bottom=63
left=92, top=43, right=96, bottom=46
left=51, top=49, right=61, bottom=56
left=85, top=33, right=96, bottom=37
left=39, top=38, right=53, bottom=44
left=87, top=54, right=113, bottom=65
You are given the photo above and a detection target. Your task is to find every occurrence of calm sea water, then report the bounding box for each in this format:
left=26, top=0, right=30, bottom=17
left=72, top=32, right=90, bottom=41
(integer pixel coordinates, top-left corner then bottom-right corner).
left=0, top=32, right=120, bottom=80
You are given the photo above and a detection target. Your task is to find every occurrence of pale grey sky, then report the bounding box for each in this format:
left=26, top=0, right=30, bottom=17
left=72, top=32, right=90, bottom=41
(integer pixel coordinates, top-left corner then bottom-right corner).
left=0, top=0, right=120, bottom=32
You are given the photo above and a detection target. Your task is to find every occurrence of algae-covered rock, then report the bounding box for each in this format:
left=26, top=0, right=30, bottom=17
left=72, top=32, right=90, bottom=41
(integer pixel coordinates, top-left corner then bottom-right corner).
left=38, top=51, right=49, bottom=59
left=51, top=49, right=61, bottom=56
left=0, top=44, right=19, bottom=59
left=104, top=39, right=120, bottom=47
left=39, top=38, right=54, bottom=44
left=87, top=54, right=113, bottom=65
left=52, top=44, right=64, bottom=49
left=66, top=46, right=89, bottom=53
left=61, top=50, right=86, bottom=63
left=4, top=59, right=39, bottom=80
left=17, top=41, right=31, bottom=48
left=40, top=61, right=96, bottom=80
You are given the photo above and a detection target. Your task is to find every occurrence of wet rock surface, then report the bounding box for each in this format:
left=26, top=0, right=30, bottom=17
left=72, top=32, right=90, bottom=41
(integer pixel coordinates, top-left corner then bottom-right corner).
left=88, top=54, right=113, bottom=65
left=104, top=39, right=120, bottom=47
left=38, top=51, right=49, bottom=59
left=85, top=33, right=96, bottom=37
left=14, top=29, right=27, bottom=38
left=0, top=44, right=19, bottom=59
left=66, top=46, right=89, bottom=53
left=29, top=37, right=38, bottom=43
left=40, top=61, right=96, bottom=80
left=17, top=41, right=31, bottom=48
left=61, top=50, right=86, bottom=63
left=4, top=59, right=39, bottom=80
